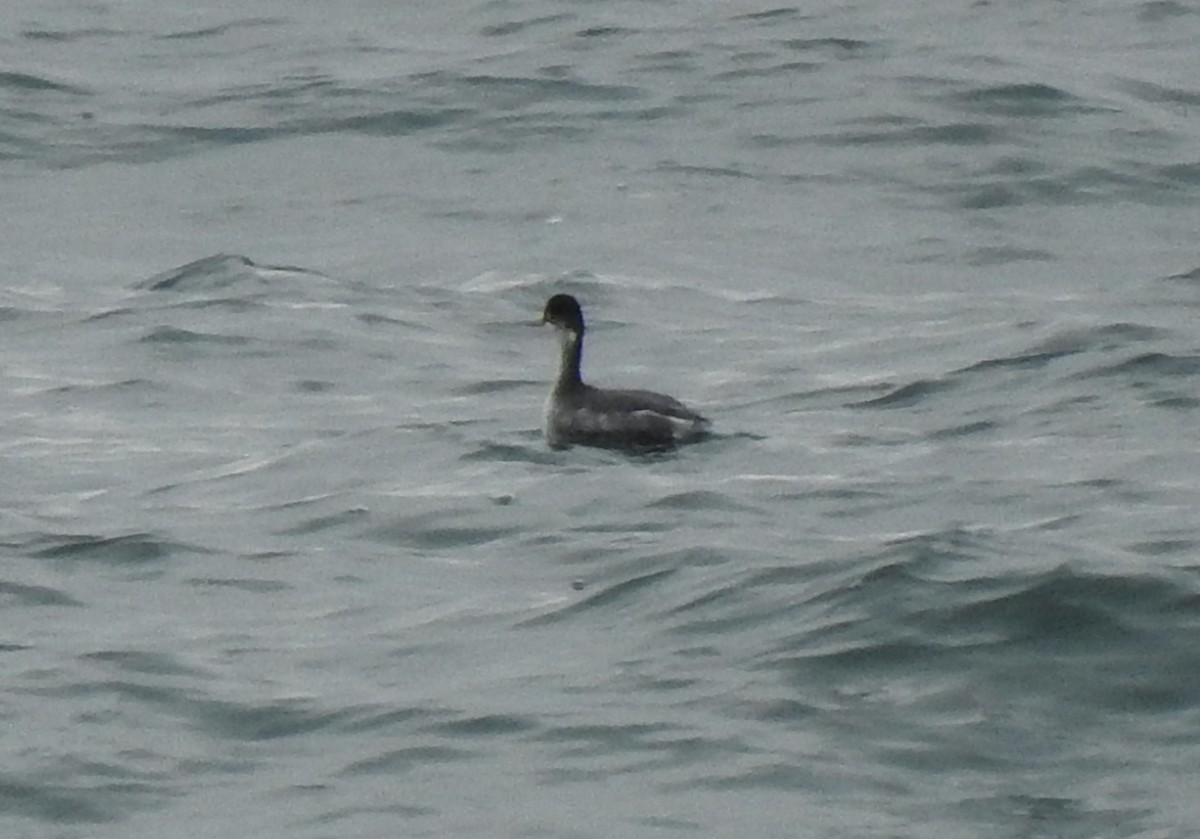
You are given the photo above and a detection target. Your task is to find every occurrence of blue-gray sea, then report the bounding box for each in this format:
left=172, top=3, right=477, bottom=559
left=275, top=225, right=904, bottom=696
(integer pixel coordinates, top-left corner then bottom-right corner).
left=3, top=1, right=1200, bottom=836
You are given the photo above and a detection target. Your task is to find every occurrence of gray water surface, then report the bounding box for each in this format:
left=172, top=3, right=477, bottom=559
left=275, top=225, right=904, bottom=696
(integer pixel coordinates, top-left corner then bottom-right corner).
left=3, top=1, right=1200, bottom=837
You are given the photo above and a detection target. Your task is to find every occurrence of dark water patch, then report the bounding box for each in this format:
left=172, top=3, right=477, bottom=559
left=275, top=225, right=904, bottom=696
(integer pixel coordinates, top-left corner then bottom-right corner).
left=1070, top=163, right=1182, bottom=203
left=881, top=734, right=1015, bottom=776
left=746, top=697, right=821, bottom=724
left=829, top=431, right=913, bottom=448
left=522, top=569, right=678, bottom=626
left=987, top=155, right=1047, bottom=176
left=186, top=577, right=291, bottom=592
left=965, top=794, right=1155, bottom=839
left=781, top=37, right=875, bottom=55
left=333, top=107, right=470, bottom=136
left=875, top=527, right=997, bottom=568
left=947, top=182, right=1044, bottom=210
left=924, top=571, right=1138, bottom=648
left=788, top=529, right=1004, bottom=612
left=663, top=576, right=771, bottom=635
left=370, top=523, right=519, bottom=551
left=954, top=184, right=1022, bottom=209
left=335, top=706, right=447, bottom=734
left=27, top=532, right=200, bottom=566
left=1137, top=0, right=1194, bottom=21
left=846, top=378, right=954, bottom=409
left=684, top=761, right=831, bottom=792
left=793, top=485, right=892, bottom=504
left=627, top=673, right=699, bottom=692
left=1126, top=538, right=1196, bottom=556
left=955, top=345, right=1080, bottom=376
left=158, top=17, right=284, bottom=40
left=1148, top=391, right=1199, bottom=409
left=134, top=253, right=326, bottom=292
left=949, top=163, right=1199, bottom=209
left=27, top=679, right=174, bottom=702
left=138, top=325, right=253, bottom=346
left=964, top=245, right=1055, bottom=265
left=843, top=112, right=918, bottom=129
left=761, top=381, right=893, bottom=408
left=0, top=125, right=47, bottom=163
left=669, top=586, right=766, bottom=636
left=0, top=756, right=175, bottom=824
left=951, top=82, right=1089, bottom=117
left=1164, top=266, right=1200, bottom=282
left=157, top=124, right=283, bottom=149
left=1097, top=660, right=1200, bottom=712
left=922, top=566, right=1200, bottom=656
left=1119, top=78, right=1200, bottom=107
left=748, top=564, right=834, bottom=589
left=460, top=441, right=560, bottom=464
left=639, top=815, right=705, bottom=831
left=193, top=695, right=357, bottom=741
left=0, top=71, right=89, bottom=96
left=956, top=350, right=1074, bottom=375
left=176, top=75, right=335, bottom=114
left=715, top=60, right=821, bottom=81
left=735, top=7, right=803, bottom=22
left=903, top=321, right=1168, bottom=396
left=926, top=420, right=998, bottom=440
left=1053, top=476, right=1141, bottom=497
left=657, top=160, right=755, bottom=180
left=238, top=550, right=295, bottom=562
left=22, top=27, right=122, bottom=42
left=1077, top=351, right=1200, bottom=380
left=176, top=757, right=258, bottom=776
left=543, top=731, right=752, bottom=772
left=0, top=580, right=82, bottom=607
left=278, top=508, right=370, bottom=537
left=370, top=508, right=520, bottom=551
left=423, top=713, right=538, bottom=737
left=456, top=74, right=643, bottom=106
left=1006, top=322, right=1167, bottom=364
left=634, top=547, right=729, bottom=569
left=576, top=25, right=632, bottom=38
left=356, top=311, right=430, bottom=330
left=646, top=489, right=754, bottom=513
left=82, top=650, right=206, bottom=678
left=817, top=121, right=1003, bottom=147
left=0, top=305, right=32, bottom=322
left=39, top=377, right=161, bottom=399
left=437, top=115, right=589, bottom=151
left=481, top=13, right=571, bottom=37
left=788, top=636, right=947, bottom=678
left=633, top=49, right=700, bottom=74
left=1073, top=321, right=1167, bottom=344
left=0, top=774, right=124, bottom=824
left=143, top=296, right=270, bottom=315
left=535, top=722, right=680, bottom=755
left=452, top=378, right=539, bottom=396
left=756, top=550, right=1200, bottom=714
left=342, top=746, right=478, bottom=776
left=86, top=301, right=218, bottom=324
left=913, top=122, right=999, bottom=145
left=1156, top=162, right=1200, bottom=187
left=307, top=800, right=436, bottom=824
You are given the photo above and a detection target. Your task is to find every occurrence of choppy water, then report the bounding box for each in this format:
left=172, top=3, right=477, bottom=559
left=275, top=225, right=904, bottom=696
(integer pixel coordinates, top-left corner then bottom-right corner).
left=3, top=1, right=1200, bottom=837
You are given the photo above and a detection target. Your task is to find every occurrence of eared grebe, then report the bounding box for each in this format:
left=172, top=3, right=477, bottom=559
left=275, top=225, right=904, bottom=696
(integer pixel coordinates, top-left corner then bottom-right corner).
left=540, top=293, right=710, bottom=451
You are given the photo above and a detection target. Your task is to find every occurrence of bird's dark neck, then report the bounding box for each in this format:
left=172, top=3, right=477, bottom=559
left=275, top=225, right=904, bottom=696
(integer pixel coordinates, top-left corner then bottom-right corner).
left=554, top=327, right=584, bottom=392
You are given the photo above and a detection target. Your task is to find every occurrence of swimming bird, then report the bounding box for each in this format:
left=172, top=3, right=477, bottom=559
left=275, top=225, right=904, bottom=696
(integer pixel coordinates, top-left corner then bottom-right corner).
left=540, top=293, right=710, bottom=450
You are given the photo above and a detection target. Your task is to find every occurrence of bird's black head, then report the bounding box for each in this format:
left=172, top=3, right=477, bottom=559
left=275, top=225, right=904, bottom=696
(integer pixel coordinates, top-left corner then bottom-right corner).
left=542, top=294, right=585, bottom=333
